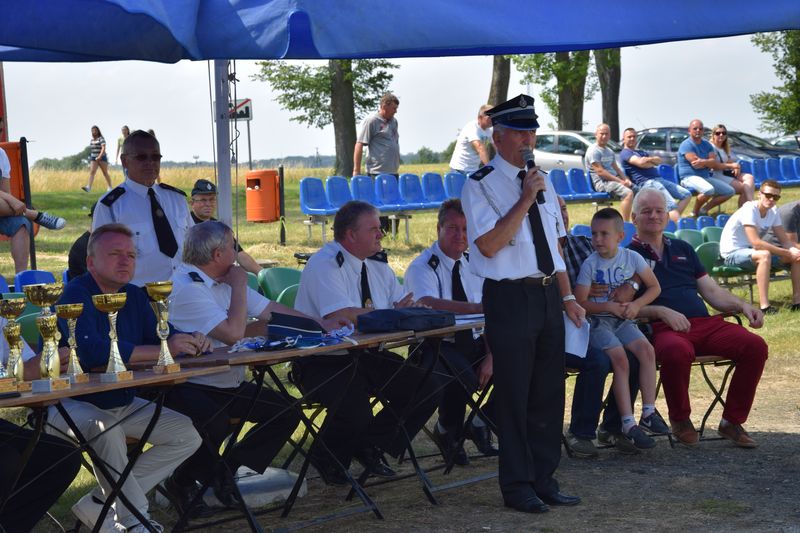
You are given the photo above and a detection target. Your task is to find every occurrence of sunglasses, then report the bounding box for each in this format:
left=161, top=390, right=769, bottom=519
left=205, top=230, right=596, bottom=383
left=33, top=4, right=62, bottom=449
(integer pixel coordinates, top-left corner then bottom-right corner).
left=713, top=131, right=727, bottom=136
left=762, top=192, right=781, bottom=201
left=127, top=153, right=163, bottom=162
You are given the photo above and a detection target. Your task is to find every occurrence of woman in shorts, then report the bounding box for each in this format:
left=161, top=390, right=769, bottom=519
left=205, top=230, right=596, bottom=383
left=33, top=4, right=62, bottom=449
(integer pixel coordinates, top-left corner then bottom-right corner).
left=709, top=124, right=755, bottom=208
left=83, top=125, right=113, bottom=192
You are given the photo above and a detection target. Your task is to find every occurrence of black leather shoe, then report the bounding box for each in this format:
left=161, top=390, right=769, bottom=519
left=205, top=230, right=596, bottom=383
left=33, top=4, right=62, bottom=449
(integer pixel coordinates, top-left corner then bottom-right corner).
left=504, top=495, right=549, bottom=514
left=432, top=426, right=469, bottom=466
left=353, top=446, right=396, bottom=478
left=164, top=475, right=215, bottom=519
left=540, top=492, right=581, bottom=506
left=212, top=464, right=241, bottom=508
left=466, top=424, right=499, bottom=456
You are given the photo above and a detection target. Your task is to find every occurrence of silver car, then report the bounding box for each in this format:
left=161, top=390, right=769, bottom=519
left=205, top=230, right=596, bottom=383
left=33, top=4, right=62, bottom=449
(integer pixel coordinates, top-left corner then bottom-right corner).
left=770, top=134, right=800, bottom=150
left=533, top=130, right=622, bottom=172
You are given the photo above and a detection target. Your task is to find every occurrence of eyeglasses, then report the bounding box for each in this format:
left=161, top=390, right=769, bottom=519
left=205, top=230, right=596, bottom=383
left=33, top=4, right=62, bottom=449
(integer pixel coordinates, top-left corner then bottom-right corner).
left=714, top=131, right=727, bottom=136
left=126, top=153, right=163, bottom=162
left=762, top=192, right=781, bottom=201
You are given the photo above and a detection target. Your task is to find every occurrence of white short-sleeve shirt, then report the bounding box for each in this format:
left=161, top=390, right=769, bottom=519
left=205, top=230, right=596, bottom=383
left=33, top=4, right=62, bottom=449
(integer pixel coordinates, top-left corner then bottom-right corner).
left=449, top=119, right=492, bottom=174
left=462, top=154, right=566, bottom=281
left=720, top=201, right=782, bottom=257
left=169, top=263, right=270, bottom=388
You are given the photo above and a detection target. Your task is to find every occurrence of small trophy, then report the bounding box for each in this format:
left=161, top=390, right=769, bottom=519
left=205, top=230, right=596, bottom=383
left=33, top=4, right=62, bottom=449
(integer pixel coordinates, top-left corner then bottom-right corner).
left=55, top=303, right=89, bottom=384
left=0, top=298, right=29, bottom=392
left=24, top=283, right=71, bottom=393
left=144, top=281, right=180, bottom=374
left=92, top=293, right=133, bottom=383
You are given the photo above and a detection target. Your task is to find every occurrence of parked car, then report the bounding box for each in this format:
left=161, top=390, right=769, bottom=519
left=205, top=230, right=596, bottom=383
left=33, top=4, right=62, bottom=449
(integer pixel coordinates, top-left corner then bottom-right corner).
left=771, top=134, right=800, bottom=150
left=533, top=130, right=621, bottom=172
left=635, top=127, right=772, bottom=167
left=727, top=130, right=800, bottom=158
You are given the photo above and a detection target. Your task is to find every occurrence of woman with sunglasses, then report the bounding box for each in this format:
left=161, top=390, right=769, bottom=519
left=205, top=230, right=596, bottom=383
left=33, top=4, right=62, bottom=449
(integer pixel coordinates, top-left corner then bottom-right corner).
left=709, top=125, right=755, bottom=207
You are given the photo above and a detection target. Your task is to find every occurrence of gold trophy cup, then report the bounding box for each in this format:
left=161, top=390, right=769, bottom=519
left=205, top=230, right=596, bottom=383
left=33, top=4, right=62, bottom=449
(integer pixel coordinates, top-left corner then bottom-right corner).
left=92, top=293, right=133, bottom=382
left=0, top=298, right=29, bottom=392
left=144, top=281, right=180, bottom=374
left=55, top=303, right=89, bottom=384
left=24, top=283, right=71, bottom=393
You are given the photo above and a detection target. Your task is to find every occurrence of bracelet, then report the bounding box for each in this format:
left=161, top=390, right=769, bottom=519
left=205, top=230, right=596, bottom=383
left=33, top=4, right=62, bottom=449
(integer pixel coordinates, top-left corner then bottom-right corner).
left=562, top=294, right=576, bottom=303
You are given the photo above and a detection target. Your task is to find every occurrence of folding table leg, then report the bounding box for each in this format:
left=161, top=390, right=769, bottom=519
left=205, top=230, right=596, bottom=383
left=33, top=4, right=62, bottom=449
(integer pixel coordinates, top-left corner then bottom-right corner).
left=698, top=361, right=734, bottom=436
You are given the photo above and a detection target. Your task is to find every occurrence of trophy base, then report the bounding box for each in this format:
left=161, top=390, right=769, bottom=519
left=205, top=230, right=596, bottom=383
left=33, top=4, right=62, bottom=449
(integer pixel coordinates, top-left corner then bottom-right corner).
left=16, top=381, right=32, bottom=392
left=0, top=378, right=17, bottom=393
left=100, top=371, right=134, bottom=383
left=68, top=373, right=90, bottom=384
left=153, top=363, right=181, bottom=374
left=32, top=377, right=71, bottom=393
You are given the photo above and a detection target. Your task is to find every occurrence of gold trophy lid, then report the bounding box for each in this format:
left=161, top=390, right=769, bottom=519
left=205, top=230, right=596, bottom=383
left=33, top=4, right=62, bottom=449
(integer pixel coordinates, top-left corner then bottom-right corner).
left=55, top=303, right=85, bottom=319
left=92, top=293, right=128, bottom=313
left=23, top=282, right=64, bottom=308
left=0, top=298, right=27, bottom=320
left=145, top=281, right=173, bottom=301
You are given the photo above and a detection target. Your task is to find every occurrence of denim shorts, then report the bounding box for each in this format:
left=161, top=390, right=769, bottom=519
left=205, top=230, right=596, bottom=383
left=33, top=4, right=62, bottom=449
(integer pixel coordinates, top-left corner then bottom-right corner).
left=0, top=215, right=32, bottom=237
left=588, top=315, right=644, bottom=351
left=723, top=248, right=782, bottom=270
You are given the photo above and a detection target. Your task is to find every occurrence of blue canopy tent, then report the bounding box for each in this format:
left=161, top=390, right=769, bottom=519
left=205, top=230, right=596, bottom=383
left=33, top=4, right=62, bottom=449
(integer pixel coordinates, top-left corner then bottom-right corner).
left=1, top=0, right=799, bottom=224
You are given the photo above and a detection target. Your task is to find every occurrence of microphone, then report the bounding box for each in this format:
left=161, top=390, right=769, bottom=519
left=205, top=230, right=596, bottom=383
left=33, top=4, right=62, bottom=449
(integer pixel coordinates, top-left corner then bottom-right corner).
left=521, top=148, right=545, bottom=204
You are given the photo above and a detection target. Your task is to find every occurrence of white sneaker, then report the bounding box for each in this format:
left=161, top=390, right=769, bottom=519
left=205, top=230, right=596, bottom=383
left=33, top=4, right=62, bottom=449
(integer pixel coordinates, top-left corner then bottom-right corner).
left=71, top=493, right=123, bottom=533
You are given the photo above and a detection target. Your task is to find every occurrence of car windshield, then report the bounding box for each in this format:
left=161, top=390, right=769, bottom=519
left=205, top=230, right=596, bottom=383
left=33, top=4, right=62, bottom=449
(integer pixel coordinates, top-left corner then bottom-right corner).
left=580, top=132, right=622, bottom=151
left=730, top=131, right=774, bottom=148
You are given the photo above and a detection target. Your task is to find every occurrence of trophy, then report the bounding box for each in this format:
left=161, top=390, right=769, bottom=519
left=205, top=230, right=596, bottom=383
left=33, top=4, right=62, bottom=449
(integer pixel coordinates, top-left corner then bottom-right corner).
left=92, top=293, right=133, bottom=382
left=24, top=283, right=71, bottom=393
left=55, top=303, right=89, bottom=384
left=144, top=281, right=180, bottom=374
left=0, top=297, right=29, bottom=392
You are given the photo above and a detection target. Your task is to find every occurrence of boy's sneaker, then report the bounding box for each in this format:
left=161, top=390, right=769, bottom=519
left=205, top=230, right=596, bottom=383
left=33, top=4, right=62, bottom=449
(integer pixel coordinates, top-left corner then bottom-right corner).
left=597, top=426, right=639, bottom=455
left=639, top=412, right=670, bottom=435
left=565, top=432, right=598, bottom=458
left=71, top=493, right=122, bottom=532
left=624, top=425, right=656, bottom=449
left=35, top=211, right=66, bottom=230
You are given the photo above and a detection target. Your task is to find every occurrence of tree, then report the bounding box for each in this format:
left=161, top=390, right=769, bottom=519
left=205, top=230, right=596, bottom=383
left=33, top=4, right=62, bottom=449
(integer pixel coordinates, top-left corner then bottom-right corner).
left=252, top=59, right=396, bottom=175
left=594, top=48, right=621, bottom=140
left=416, top=146, right=440, bottom=164
left=512, top=51, right=596, bottom=130
left=33, top=147, right=91, bottom=170
left=488, top=56, right=511, bottom=105
left=750, top=31, right=800, bottom=135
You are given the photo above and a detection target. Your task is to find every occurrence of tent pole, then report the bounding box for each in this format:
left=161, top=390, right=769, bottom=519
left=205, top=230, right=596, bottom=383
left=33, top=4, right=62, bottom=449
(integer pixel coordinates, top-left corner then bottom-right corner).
left=214, top=59, right=233, bottom=227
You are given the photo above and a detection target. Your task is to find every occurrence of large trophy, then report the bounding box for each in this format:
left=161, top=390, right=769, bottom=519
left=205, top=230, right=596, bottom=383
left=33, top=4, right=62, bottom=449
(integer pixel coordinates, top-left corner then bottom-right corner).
left=92, top=293, right=133, bottom=383
left=24, top=283, right=71, bottom=393
left=0, top=297, right=30, bottom=392
left=55, top=303, right=89, bottom=384
left=144, top=281, right=180, bottom=374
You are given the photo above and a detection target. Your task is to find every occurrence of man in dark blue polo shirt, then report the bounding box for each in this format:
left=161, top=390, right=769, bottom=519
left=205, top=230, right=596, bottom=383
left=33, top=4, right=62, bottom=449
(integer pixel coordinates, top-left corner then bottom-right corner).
left=629, top=188, right=768, bottom=448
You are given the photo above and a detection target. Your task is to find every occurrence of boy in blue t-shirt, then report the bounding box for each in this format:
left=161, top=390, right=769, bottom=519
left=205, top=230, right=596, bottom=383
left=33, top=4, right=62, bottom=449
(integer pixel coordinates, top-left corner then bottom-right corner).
left=575, top=208, right=668, bottom=448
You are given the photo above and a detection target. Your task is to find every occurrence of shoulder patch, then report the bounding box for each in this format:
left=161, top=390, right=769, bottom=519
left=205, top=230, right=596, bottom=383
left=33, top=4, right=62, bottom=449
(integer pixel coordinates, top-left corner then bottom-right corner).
left=158, top=183, right=187, bottom=196
left=427, top=254, right=440, bottom=271
left=463, top=251, right=469, bottom=262
left=335, top=251, right=344, bottom=268
left=367, top=250, right=388, bottom=263
left=469, top=166, right=494, bottom=181
left=100, top=186, right=126, bottom=207
left=188, top=271, right=204, bottom=282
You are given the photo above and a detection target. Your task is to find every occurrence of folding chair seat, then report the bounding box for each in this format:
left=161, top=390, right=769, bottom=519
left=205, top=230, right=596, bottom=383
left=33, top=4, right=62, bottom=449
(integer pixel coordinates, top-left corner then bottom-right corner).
left=701, top=226, right=723, bottom=243
left=14, top=269, right=56, bottom=292
left=421, top=173, right=447, bottom=204
left=257, top=267, right=302, bottom=300
left=276, top=284, right=299, bottom=308
left=325, top=176, right=353, bottom=209
left=399, top=173, right=439, bottom=209
left=444, top=172, right=466, bottom=199
left=695, top=242, right=754, bottom=302
left=675, top=229, right=704, bottom=250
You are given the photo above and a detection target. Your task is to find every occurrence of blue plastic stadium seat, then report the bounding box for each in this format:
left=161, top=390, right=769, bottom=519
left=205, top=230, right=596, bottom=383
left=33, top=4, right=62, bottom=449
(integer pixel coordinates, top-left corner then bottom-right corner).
left=780, top=157, right=799, bottom=182
left=658, top=164, right=678, bottom=184
left=739, top=159, right=754, bottom=176
left=677, top=217, right=697, bottom=231
left=325, top=176, right=353, bottom=209
left=421, top=172, right=448, bottom=204
left=375, top=174, right=415, bottom=211
left=549, top=169, right=581, bottom=201
left=766, top=158, right=785, bottom=183
left=399, top=173, right=439, bottom=209
left=665, top=219, right=677, bottom=233
left=444, top=172, right=466, bottom=199
left=350, top=175, right=380, bottom=206
left=751, top=159, right=768, bottom=187
left=716, top=214, right=731, bottom=227
left=696, top=215, right=715, bottom=230
left=14, top=269, right=57, bottom=292
left=299, top=177, right=336, bottom=216
left=567, top=168, right=610, bottom=200
left=570, top=224, right=591, bottom=238
left=621, top=222, right=636, bottom=247
left=794, top=157, right=800, bottom=180
left=0, top=277, right=8, bottom=293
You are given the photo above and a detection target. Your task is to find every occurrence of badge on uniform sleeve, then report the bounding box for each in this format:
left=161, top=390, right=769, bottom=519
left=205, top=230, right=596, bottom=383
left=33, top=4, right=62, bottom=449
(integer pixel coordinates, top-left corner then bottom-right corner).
left=427, top=254, right=440, bottom=272
left=336, top=251, right=344, bottom=267
left=188, top=271, right=204, bottom=282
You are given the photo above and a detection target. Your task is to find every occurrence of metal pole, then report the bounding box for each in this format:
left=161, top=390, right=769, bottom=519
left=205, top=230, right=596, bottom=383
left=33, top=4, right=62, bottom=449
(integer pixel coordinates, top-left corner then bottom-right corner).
left=247, top=121, right=253, bottom=170
left=279, top=165, right=286, bottom=246
left=19, top=138, right=35, bottom=269
left=213, top=60, right=233, bottom=227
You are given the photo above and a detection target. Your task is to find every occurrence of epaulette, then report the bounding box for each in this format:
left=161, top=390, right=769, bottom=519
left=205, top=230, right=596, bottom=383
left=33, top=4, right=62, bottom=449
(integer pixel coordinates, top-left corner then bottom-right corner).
left=335, top=251, right=344, bottom=268
left=427, top=254, right=440, bottom=271
left=469, top=166, right=494, bottom=181
left=188, top=271, right=204, bottom=282
left=158, top=183, right=187, bottom=196
left=463, top=251, right=469, bottom=262
left=100, top=186, right=126, bottom=207
left=367, top=250, right=388, bottom=263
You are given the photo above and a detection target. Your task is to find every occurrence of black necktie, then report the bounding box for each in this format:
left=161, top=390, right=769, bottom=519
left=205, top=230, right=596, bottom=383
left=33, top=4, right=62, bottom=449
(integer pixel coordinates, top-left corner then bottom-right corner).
left=148, top=188, right=178, bottom=258
left=452, top=260, right=474, bottom=355
left=518, top=170, right=555, bottom=276
left=360, top=262, right=373, bottom=308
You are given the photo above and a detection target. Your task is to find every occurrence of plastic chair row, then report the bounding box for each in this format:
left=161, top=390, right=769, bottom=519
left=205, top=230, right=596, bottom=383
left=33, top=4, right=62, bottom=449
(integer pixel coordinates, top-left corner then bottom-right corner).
left=257, top=267, right=301, bottom=301
left=735, top=157, right=800, bottom=188
left=568, top=222, right=635, bottom=247
left=676, top=214, right=729, bottom=231
left=550, top=169, right=611, bottom=203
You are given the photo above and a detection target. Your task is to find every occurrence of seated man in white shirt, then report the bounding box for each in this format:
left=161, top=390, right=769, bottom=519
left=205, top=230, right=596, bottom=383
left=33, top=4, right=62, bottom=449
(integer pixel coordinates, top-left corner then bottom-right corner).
left=404, top=198, right=496, bottom=466
left=720, top=179, right=800, bottom=314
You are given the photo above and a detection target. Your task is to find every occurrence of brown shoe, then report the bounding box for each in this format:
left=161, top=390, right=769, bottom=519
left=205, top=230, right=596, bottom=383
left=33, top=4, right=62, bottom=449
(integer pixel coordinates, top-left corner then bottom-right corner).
left=670, top=419, right=699, bottom=446
left=717, top=423, right=758, bottom=448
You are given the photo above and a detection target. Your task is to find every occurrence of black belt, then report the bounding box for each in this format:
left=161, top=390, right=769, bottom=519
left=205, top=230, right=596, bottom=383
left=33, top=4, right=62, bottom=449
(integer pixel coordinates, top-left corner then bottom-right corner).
left=499, top=275, right=555, bottom=286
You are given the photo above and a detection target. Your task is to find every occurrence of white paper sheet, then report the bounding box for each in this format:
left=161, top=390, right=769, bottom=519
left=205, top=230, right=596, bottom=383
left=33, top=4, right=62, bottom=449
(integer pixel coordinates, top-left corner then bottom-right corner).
left=564, top=312, right=590, bottom=358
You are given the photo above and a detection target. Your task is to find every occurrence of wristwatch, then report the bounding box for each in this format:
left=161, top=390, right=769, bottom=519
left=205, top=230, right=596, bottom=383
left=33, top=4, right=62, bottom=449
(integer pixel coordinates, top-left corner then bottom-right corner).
left=624, top=279, right=640, bottom=291
left=562, top=294, right=577, bottom=303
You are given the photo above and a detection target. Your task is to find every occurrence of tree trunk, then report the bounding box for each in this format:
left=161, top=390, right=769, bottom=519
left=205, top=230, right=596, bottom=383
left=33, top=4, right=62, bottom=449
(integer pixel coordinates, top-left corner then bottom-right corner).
left=487, top=56, right=511, bottom=105
left=595, top=48, right=622, bottom=140
left=329, top=59, right=357, bottom=176
left=555, top=51, right=589, bottom=130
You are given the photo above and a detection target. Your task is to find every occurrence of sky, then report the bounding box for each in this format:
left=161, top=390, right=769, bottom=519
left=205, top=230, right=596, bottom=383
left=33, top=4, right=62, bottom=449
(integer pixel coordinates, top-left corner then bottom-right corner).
left=1, top=34, right=783, bottom=166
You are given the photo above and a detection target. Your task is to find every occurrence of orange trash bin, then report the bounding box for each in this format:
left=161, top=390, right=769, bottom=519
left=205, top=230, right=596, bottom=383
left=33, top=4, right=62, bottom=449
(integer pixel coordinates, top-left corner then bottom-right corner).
left=245, top=169, right=280, bottom=223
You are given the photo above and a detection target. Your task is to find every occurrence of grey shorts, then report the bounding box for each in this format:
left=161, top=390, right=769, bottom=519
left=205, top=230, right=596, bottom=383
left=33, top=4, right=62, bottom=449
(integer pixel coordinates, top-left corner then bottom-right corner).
left=0, top=216, right=32, bottom=237
left=592, top=179, right=632, bottom=199
left=588, top=315, right=644, bottom=351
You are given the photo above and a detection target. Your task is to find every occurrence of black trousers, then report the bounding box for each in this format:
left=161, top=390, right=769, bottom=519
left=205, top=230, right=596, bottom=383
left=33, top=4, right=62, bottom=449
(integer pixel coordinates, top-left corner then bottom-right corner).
left=0, top=419, right=81, bottom=533
left=165, top=382, right=300, bottom=484
left=420, top=339, right=495, bottom=436
left=294, top=349, right=441, bottom=468
left=483, top=279, right=564, bottom=503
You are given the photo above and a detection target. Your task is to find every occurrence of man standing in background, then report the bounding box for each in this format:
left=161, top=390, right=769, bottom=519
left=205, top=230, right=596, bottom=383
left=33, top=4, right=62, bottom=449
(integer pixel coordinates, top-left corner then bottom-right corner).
left=449, top=105, right=493, bottom=175
left=353, top=93, right=400, bottom=177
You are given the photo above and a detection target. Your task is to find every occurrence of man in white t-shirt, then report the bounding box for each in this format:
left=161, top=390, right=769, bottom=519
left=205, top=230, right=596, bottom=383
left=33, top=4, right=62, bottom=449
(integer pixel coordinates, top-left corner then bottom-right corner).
left=720, top=179, right=800, bottom=313
left=449, top=105, right=493, bottom=175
